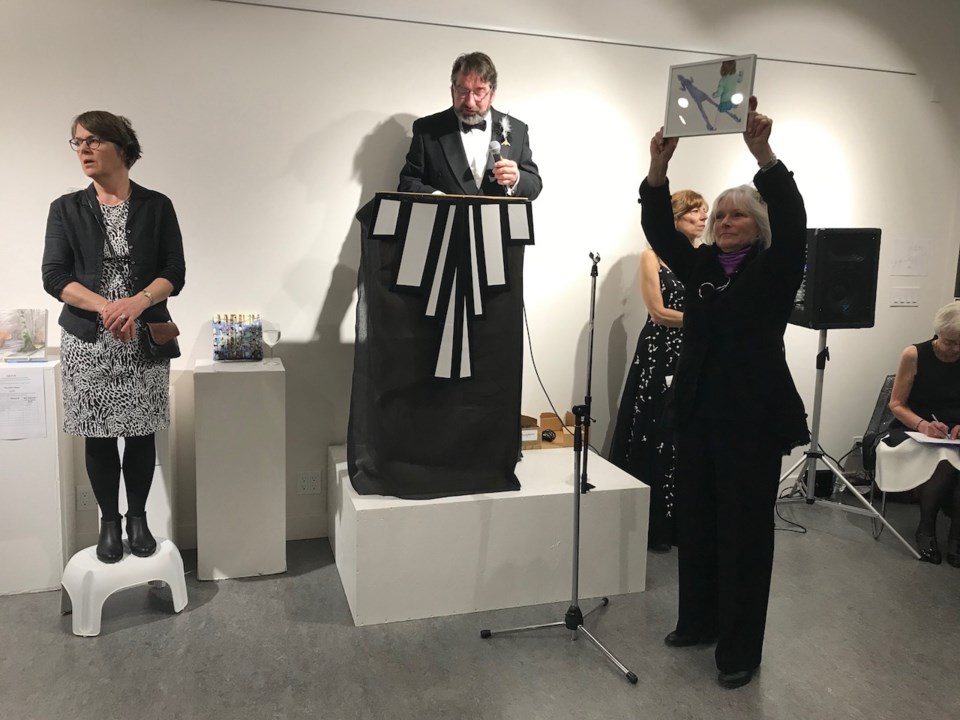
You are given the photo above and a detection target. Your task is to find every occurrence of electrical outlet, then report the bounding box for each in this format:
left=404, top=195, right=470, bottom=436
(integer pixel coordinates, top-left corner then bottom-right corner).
left=297, top=470, right=323, bottom=495
left=853, top=435, right=863, bottom=446
left=76, top=486, right=97, bottom=511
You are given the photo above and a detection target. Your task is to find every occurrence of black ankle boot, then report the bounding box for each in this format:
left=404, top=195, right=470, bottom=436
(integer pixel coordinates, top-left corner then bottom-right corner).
left=96, top=517, right=123, bottom=563
left=125, top=513, right=157, bottom=557
left=947, top=539, right=960, bottom=568
left=915, top=530, right=942, bottom=565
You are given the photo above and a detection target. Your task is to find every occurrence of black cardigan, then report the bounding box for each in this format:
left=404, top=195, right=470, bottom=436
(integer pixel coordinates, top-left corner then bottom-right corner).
left=639, top=162, right=809, bottom=454
left=41, top=182, right=186, bottom=342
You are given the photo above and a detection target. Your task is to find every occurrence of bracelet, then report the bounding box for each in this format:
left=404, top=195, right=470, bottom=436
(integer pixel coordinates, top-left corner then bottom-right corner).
left=758, top=154, right=779, bottom=172
left=141, top=290, right=154, bottom=305
left=916, top=419, right=924, bottom=431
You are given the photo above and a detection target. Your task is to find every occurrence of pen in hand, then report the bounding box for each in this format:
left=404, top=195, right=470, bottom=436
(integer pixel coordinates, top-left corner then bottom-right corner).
left=930, top=414, right=950, bottom=439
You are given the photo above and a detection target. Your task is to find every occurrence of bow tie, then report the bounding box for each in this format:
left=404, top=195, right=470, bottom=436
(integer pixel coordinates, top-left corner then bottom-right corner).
left=460, top=120, right=487, bottom=133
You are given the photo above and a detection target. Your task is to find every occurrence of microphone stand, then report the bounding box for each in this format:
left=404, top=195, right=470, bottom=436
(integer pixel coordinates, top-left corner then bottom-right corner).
left=479, top=252, right=637, bottom=685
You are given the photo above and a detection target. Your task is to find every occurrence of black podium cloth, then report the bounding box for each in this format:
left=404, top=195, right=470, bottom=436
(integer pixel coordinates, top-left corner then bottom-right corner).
left=348, top=192, right=535, bottom=499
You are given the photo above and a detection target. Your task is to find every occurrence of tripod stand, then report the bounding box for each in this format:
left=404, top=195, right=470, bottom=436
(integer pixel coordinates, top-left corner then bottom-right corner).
left=479, top=252, right=637, bottom=684
left=777, top=329, right=920, bottom=559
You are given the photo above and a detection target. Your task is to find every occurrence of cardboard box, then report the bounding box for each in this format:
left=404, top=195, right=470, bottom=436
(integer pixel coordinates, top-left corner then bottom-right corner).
left=538, top=411, right=576, bottom=449
left=520, top=415, right=541, bottom=451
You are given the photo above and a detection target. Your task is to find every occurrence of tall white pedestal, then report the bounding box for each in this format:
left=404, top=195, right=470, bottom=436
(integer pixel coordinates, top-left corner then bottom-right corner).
left=328, top=445, right=649, bottom=626
left=0, top=361, right=75, bottom=595
left=194, top=359, right=286, bottom=580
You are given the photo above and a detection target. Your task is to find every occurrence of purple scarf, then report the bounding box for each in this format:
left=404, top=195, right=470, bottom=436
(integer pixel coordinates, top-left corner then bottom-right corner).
left=718, top=246, right=752, bottom=276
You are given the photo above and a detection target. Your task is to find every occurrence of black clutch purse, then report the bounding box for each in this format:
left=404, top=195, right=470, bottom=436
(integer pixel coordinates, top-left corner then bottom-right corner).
left=142, top=321, right=181, bottom=359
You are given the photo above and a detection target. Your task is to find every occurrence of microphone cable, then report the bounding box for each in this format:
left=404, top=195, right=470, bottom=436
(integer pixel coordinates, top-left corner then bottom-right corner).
left=522, top=300, right=601, bottom=455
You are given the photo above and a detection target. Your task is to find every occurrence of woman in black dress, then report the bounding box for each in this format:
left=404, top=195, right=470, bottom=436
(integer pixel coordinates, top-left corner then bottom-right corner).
left=609, top=190, right=707, bottom=551
left=886, top=300, right=960, bottom=566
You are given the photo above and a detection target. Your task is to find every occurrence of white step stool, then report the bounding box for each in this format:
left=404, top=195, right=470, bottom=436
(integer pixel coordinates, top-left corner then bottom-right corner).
left=60, top=538, right=188, bottom=636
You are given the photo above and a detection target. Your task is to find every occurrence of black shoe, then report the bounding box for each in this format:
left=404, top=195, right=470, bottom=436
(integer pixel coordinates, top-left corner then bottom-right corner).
left=125, top=513, right=157, bottom=557
left=96, top=517, right=123, bottom=563
left=916, top=531, right=942, bottom=564
left=718, top=667, right=756, bottom=689
left=947, top=539, right=960, bottom=568
left=664, top=630, right=718, bottom=647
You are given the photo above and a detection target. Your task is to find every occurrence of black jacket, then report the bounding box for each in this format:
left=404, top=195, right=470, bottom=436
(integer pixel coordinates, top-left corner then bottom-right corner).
left=398, top=107, right=542, bottom=199
left=639, top=162, right=809, bottom=454
left=41, top=182, right=185, bottom=342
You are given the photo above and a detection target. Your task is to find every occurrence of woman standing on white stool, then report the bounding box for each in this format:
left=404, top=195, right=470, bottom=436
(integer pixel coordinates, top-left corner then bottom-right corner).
left=42, top=111, right=186, bottom=563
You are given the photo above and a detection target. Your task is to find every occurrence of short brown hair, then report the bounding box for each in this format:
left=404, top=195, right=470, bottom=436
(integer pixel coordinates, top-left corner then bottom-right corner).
left=71, top=110, right=142, bottom=168
left=671, top=189, right=707, bottom=224
left=450, top=52, right=498, bottom=91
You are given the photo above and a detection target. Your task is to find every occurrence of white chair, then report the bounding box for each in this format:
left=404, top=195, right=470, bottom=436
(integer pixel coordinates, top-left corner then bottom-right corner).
left=60, top=538, right=188, bottom=637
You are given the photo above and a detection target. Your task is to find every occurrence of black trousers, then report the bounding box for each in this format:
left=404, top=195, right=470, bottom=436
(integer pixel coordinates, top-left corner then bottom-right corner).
left=674, top=422, right=782, bottom=673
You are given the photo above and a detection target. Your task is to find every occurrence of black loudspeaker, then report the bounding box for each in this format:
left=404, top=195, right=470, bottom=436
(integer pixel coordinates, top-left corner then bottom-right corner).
left=789, top=228, right=881, bottom=329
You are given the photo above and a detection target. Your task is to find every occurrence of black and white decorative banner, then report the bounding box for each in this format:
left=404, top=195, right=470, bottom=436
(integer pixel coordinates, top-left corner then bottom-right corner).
left=368, top=193, right=534, bottom=379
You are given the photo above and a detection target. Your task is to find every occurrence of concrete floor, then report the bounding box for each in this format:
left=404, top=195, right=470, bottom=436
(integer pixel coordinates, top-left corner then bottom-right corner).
left=2, top=496, right=958, bottom=720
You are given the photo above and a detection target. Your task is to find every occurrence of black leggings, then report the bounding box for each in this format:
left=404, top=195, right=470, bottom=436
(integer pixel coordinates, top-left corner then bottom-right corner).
left=918, top=460, right=960, bottom=539
left=85, top=434, right=156, bottom=521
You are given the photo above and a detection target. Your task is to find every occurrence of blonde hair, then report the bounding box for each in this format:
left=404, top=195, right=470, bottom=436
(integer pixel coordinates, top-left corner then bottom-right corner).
left=934, top=300, right=960, bottom=337
left=701, top=185, right=772, bottom=250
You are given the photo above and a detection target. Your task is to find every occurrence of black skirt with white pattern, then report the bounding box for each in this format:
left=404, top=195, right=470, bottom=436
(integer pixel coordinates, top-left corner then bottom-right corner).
left=60, top=200, right=170, bottom=438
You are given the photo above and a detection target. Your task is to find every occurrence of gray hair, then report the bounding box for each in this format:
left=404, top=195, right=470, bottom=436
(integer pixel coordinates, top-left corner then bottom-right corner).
left=934, top=300, right=960, bottom=337
left=700, top=184, right=772, bottom=250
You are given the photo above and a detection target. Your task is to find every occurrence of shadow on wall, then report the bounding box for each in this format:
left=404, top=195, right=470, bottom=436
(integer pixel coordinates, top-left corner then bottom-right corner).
left=571, top=254, right=645, bottom=458
left=279, top=114, right=415, bottom=517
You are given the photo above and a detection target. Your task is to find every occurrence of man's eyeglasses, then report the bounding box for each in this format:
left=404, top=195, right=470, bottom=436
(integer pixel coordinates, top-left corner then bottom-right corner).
left=69, top=136, right=103, bottom=151
left=453, top=86, right=491, bottom=102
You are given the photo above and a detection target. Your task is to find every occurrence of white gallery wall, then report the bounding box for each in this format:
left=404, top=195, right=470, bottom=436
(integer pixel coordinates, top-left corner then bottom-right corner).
left=2, top=0, right=958, bottom=546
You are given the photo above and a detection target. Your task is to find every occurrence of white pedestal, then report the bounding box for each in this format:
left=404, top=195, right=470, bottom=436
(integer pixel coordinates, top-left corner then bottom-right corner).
left=327, top=445, right=649, bottom=626
left=194, top=359, right=286, bottom=580
left=0, top=360, right=75, bottom=595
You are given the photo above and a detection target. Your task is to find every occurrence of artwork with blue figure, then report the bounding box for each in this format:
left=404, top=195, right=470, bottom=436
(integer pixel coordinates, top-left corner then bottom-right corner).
left=664, top=55, right=756, bottom=138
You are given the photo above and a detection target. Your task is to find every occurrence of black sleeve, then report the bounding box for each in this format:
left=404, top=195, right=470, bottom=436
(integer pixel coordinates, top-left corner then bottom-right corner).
left=41, top=200, right=76, bottom=301
left=753, top=161, right=807, bottom=290
left=511, top=125, right=542, bottom=200
left=398, top=120, right=436, bottom=194
left=155, top=195, right=186, bottom=295
left=638, top=178, right=697, bottom=284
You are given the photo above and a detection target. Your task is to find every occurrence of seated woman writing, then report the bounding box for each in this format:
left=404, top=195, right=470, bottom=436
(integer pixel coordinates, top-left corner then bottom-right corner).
left=885, top=300, right=960, bottom=566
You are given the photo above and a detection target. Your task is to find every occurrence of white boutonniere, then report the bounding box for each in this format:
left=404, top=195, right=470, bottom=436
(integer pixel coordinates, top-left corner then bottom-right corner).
left=498, top=115, right=512, bottom=147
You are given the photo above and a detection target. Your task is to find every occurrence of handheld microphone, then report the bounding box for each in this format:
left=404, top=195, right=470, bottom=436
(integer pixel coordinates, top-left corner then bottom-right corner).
left=488, top=140, right=514, bottom=196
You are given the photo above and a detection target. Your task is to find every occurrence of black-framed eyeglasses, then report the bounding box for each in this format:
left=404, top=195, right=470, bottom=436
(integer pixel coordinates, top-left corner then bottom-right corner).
left=69, top=136, right=102, bottom=151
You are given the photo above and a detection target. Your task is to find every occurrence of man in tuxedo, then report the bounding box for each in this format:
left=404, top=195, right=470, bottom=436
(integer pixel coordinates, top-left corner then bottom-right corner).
left=398, top=52, right=542, bottom=199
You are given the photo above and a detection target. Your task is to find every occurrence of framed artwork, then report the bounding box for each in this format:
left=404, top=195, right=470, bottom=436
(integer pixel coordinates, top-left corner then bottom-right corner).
left=0, top=309, right=47, bottom=361
left=663, top=54, right=757, bottom=138
left=213, top=313, right=263, bottom=361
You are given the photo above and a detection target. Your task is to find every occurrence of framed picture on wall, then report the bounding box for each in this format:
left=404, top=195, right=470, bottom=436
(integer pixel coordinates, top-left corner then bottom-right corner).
left=663, top=54, right=757, bottom=138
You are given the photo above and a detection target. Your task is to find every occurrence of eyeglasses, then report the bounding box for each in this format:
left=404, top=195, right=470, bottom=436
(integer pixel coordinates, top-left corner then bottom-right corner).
left=69, top=136, right=103, bottom=151
left=938, top=337, right=960, bottom=348
left=453, top=85, right=491, bottom=101
left=684, top=207, right=709, bottom=218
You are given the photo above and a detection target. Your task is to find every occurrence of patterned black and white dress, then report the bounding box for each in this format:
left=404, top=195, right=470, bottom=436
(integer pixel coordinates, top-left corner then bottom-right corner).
left=609, top=263, right=684, bottom=548
left=60, top=200, right=170, bottom=438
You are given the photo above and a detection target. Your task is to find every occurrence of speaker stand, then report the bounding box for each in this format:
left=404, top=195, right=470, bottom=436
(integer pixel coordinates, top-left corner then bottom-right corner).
left=777, top=329, right=920, bottom=559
